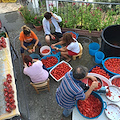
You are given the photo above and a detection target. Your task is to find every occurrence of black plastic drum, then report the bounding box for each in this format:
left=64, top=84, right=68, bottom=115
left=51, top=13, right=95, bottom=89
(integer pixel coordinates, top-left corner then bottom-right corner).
left=101, top=25, right=120, bottom=57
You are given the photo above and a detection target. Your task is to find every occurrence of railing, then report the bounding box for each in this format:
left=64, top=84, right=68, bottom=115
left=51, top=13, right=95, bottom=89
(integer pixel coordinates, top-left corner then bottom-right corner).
left=46, top=0, right=120, bottom=32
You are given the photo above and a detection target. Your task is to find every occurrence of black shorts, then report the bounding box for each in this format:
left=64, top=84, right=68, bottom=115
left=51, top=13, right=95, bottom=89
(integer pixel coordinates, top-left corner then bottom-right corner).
left=45, top=32, right=63, bottom=41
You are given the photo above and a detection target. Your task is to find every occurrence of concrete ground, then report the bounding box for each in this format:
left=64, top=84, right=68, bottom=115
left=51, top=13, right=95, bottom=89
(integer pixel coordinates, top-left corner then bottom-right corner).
left=0, top=3, right=101, bottom=120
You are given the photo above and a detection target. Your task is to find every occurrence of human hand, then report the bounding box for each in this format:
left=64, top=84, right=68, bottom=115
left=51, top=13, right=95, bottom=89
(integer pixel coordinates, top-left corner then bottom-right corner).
left=51, top=44, right=56, bottom=49
left=50, top=12, right=53, bottom=16
left=51, top=35, right=55, bottom=40
left=89, top=76, right=97, bottom=81
left=32, top=46, right=35, bottom=52
left=90, top=81, right=98, bottom=89
left=28, top=49, right=33, bottom=53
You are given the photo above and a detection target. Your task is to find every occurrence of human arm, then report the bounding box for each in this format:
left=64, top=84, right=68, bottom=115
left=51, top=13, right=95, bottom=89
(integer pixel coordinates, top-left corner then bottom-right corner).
left=20, top=40, right=33, bottom=53
left=85, top=75, right=97, bottom=81
left=51, top=12, right=62, bottom=22
left=31, top=31, right=39, bottom=52
left=84, top=81, right=98, bottom=100
left=51, top=40, right=65, bottom=48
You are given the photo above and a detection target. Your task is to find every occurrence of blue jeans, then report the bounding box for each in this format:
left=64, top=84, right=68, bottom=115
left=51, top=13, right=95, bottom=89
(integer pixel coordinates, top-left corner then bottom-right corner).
left=63, top=107, right=75, bottom=117
left=20, top=39, right=41, bottom=53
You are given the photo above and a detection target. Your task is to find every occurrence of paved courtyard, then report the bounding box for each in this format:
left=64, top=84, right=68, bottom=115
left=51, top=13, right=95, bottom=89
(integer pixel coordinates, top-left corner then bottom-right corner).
left=0, top=3, right=101, bottom=120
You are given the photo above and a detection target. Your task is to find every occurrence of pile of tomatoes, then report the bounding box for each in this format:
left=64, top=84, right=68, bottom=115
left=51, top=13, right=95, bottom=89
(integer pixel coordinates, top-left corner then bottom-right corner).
left=69, top=32, right=77, bottom=39
left=42, top=49, right=50, bottom=54
left=41, top=56, right=58, bottom=68
left=88, top=79, right=102, bottom=90
left=0, top=37, right=6, bottom=50
left=3, top=74, right=16, bottom=113
left=104, top=58, right=120, bottom=74
left=111, top=78, right=120, bottom=87
left=90, top=66, right=110, bottom=79
left=51, top=62, right=71, bottom=80
left=77, top=94, right=102, bottom=118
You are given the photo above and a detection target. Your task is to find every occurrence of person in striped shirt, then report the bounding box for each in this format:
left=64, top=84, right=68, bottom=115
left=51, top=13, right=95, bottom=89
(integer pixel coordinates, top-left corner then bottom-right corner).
left=56, top=65, right=98, bottom=117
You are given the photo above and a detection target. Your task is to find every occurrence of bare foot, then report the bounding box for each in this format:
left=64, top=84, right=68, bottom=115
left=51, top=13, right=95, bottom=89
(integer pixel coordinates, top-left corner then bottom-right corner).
left=65, top=58, right=71, bottom=63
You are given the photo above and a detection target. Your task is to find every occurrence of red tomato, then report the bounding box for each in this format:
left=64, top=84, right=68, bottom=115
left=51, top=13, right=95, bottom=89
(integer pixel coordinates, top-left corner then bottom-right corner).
left=105, top=58, right=120, bottom=74
left=7, top=74, right=12, bottom=78
left=112, top=78, right=120, bottom=87
left=51, top=62, right=71, bottom=80
left=9, top=98, right=15, bottom=103
left=5, top=97, right=9, bottom=102
left=3, top=82, right=9, bottom=87
left=7, top=84, right=12, bottom=89
left=6, top=102, right=10, bottom=107
left=8, top=88, right=13, bottom=93
left=42, top=49, right=50, bottom=54
left=6, top=107, right=11, bottom=113
left=4, top=88, right=8, bottom=92
left=8, top=94, right=14, bottom=98
left=4, top=92, right=8, bottom=97
left=90, top=66, right=110, bottom=79
left=41, top=56, right=58, bottom=68
left=9, top=104, right=16, bottom=110
left=77, top=95, right=102, bottom=118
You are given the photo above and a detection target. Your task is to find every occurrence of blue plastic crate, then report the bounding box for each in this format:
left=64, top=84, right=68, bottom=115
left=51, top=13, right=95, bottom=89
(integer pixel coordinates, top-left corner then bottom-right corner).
left=29, top=53, right=41, bottom=59
left=65, top=31, right=79, bottom=39
left=89, top=65, right=112, bottom=78
left=102, top=57, right=120, bottom=75
left=50, top=45, right=62, bottom=56
left=40, top=54, right=60, bottom=71
left=76, top=91, right=107, bottom=119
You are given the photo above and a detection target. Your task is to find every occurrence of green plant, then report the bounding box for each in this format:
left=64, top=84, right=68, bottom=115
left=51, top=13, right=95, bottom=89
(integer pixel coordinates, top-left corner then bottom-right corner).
left=18, top=6, right=33, bottom=23
left=18, top=6, right=44, bottom=26
left=31, top=15, right=44, bottom=26
left=57, top=2, right=120, bottom=32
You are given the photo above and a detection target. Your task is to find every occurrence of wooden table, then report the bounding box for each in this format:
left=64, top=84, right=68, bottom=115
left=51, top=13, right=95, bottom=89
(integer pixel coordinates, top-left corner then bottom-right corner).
left=0, top=37, right=20, bottom=120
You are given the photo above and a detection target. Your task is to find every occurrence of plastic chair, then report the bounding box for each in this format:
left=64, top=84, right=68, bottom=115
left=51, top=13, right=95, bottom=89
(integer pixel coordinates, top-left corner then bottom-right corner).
left=72, top=43, right=83, bottom=60
left=30, top=78, right=50, bottom=94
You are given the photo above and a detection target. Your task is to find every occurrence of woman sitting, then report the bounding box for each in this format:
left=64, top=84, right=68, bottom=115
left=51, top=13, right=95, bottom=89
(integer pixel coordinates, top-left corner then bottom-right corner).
left=51, top=33, right=80, bottom=62
left=19, top=25, right=41, bottom=61
left=23, top=55, right=49, bottom=83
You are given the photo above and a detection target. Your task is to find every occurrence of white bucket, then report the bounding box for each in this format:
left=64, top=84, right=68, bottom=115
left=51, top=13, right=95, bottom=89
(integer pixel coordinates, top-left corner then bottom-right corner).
left=40, top=46, right=51, bottom=56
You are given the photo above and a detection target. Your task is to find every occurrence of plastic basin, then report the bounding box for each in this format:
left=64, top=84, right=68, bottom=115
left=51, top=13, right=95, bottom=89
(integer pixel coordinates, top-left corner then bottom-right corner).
left=76, top=91, right=107, bottom=119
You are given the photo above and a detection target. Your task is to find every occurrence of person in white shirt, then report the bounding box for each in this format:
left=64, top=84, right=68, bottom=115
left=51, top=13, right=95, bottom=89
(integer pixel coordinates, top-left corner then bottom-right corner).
left=42, top=12, right=63, bottom=45
left=51, top=33, right=80, bottom=62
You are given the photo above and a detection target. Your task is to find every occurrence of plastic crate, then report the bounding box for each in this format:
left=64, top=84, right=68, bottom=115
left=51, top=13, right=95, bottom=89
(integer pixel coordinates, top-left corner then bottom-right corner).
left=89, top=65, right=112, bottom=79
left=102, top=57, right=120, bottom=75
left=40, top=54, right=60, bottom=71
left=50, top=45, right=62, bottom=56
left=49, top=60, right=72, bottom=82
left=65, top=31, right=79, bottom=39
left=29, top=53, right=41, bottom=60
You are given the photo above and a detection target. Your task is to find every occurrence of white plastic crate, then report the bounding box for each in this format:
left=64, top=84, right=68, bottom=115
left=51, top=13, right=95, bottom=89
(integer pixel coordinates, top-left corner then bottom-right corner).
left=49, top=60, right=72, bottom=82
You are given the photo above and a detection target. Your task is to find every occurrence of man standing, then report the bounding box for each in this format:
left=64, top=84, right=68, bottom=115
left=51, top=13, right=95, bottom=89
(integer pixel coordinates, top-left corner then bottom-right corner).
left=56, top=65, right=98, bottom=117
left=42, top=12, right=63, bottom=45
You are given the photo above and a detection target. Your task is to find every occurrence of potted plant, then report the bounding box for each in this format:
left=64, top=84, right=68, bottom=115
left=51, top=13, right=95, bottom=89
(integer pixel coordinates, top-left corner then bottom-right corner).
left=31, top=15, right=44, bottom=31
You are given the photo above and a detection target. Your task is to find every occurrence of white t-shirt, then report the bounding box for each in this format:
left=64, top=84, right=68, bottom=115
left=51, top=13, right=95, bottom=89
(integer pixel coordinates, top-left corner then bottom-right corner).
left=67, top=39, right=80, bottom=53
left=23, top=61, right=49, bottom=83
